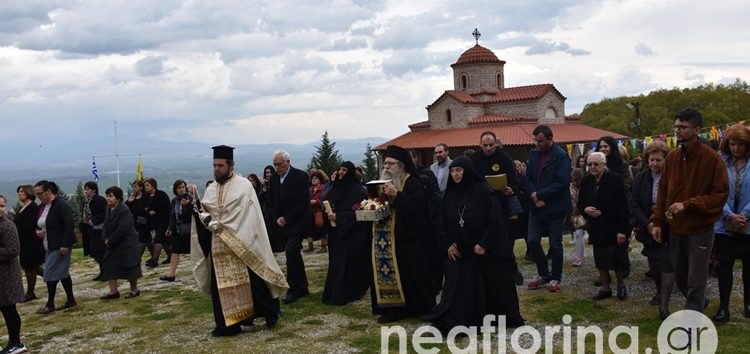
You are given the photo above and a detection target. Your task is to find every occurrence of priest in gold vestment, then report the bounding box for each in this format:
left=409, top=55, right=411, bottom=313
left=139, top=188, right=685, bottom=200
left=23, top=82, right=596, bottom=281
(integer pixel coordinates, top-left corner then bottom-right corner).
left=192, top=145, right=289, bottom=337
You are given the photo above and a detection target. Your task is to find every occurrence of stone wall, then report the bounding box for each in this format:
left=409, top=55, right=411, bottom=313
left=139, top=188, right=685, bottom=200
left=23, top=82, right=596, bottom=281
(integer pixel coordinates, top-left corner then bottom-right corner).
left=453, top=62, right=505, bottom=91
left=427, top=97, right=484, bottom=129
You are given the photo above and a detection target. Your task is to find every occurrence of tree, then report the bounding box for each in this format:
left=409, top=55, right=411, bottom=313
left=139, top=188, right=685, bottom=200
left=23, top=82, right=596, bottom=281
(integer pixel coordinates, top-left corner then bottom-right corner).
left=361, top=143, right=379, bottom=182
left=308, top=131, right=343, bottom=175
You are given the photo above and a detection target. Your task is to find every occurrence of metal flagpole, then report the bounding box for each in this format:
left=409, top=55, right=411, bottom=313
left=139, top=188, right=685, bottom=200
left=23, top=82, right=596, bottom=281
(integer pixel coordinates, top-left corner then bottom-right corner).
left=114, top=120, right=121, bottom=187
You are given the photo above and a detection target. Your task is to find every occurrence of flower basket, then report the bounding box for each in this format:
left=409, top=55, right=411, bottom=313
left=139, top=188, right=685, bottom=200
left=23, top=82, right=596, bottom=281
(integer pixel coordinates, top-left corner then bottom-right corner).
left=355, top=206, right=391, bottom=221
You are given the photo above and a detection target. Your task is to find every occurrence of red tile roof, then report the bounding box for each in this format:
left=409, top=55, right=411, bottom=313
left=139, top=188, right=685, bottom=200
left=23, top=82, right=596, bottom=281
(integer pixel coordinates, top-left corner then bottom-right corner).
left=408, top=120, right=430, bottom=130
left=429, top=84, right=565, bottom=108
left=469, top=114, right=538, bottom=125
left=376, top=123, right=629, bottom=150
left=452, top=44, right=506, bottom=66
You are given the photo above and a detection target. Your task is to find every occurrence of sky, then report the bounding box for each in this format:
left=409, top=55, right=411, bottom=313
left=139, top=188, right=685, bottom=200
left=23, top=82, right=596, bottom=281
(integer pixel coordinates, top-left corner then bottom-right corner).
left=2, top=0, right=749, bottom=148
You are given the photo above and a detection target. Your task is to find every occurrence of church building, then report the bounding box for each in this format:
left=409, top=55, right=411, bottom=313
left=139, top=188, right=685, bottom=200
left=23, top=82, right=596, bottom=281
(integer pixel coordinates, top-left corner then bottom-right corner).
left=377, top=30, right=627, bottom=163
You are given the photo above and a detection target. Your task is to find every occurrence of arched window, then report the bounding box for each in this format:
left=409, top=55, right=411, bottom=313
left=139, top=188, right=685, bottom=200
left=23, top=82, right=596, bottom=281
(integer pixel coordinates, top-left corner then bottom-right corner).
left=461, top=74, right=468, bottom=90
left=446, top=109, right=452, bottom=123
left=545, top=107, right=557, bottom=120
left=496, top=73, right=503, bottom=88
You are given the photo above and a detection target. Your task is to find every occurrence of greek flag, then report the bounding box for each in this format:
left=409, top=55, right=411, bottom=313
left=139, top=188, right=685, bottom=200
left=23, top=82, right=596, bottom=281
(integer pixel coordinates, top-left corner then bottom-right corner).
left=92, top=159, right=100, bottom=183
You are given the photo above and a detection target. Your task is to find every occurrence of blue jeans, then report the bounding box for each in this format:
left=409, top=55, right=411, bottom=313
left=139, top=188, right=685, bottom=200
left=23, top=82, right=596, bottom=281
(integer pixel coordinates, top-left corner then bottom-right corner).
left=527, top=212, right=564, bottom=282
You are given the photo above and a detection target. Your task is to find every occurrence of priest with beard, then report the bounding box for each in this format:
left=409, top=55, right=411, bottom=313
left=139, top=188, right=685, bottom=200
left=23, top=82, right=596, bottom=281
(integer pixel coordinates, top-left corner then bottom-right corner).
left=192, top=145, right=289, bottom=337
left=322, top=161, right=370, bottom=305
left=371, top=145, right=435, bottom=323
left=424, top=156, right=524, bottom=333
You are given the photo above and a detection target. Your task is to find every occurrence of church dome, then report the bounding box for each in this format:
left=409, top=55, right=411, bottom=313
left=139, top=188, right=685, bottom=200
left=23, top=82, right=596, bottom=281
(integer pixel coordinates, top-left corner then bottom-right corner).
left=451, top=44, right=506, bottom=66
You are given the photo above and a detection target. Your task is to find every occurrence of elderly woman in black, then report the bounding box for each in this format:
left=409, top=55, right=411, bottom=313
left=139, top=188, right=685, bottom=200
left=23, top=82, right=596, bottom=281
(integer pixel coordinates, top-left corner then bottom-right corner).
left=81, top=181, right=107, bottom=281
left=144, top=178, right=172, bottom=268
left=578, top=152, right=630, bottom=301
left=100, top=186, right=142, bottom=299
left=14, top=184, right=44, bottom=303
left=632, top=142, right=675, bottom=319
left=424, top=156, right=524, bottom=333
left=161, top=180, right=192, bottom=282
left=33, top=180, right=76, bottom=315
left=0, top=195, right=28, bottom=354
left=126, top=180, right=154, bottom=261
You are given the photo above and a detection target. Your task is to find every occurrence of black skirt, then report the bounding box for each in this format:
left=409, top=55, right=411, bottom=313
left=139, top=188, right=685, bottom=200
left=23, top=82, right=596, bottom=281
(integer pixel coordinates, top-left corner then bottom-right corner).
left=171, top=230, right=191, bottom=254
left=593, top=243, right=629, bottom=271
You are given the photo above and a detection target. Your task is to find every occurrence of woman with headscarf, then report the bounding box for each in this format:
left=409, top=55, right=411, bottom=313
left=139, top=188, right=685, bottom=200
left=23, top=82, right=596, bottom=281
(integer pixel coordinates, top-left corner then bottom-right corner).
left=424, top=156, right=524, bottom=333
left=322, top=161, right=370, bottom=305
left=578, top=152, right=630, bottom=301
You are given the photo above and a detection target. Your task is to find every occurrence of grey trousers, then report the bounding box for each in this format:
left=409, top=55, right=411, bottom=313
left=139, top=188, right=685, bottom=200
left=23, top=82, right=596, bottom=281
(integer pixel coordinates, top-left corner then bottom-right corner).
left=670, top=229, right=714, bottom=312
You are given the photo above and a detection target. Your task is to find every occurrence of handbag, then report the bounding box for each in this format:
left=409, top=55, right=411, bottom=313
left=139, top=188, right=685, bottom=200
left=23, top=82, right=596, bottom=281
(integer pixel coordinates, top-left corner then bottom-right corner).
left=508, top=195, right=524, bottom=216
left=314, top=210, right=324, bottom=228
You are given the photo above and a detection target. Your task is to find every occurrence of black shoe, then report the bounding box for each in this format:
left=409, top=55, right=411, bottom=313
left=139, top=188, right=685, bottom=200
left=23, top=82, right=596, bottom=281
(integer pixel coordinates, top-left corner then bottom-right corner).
left=59, top=300, right=76, bottom=310
left=100, top=292, right=120, bottom=300
left=21, top=294, right=38, bottom=303
left=377, top=315, right=399, bottom=324
left=125, top=290, right=140, bottom=299
left=159, top=276, right=175, bottom=282
left=744, top=305, right=750, bottom=318
left=266, top=315, right=279, bottom=328
left=713, top=308, right=730, bottom=323
left=145, top=259, right=158, bottom=268
left=649, top=294, right=660, bottom=306
left=513, top=269, right=524, bottom=286
left=659, top=307, right=670, bottom=320
left=211, top=326, right=241, bottom=337
left=616, top=285, right=627, bottom=300
left=1, top=342, right=27, bottom=354
left=282, top=290, right=310, bottom=304
left=592, top=290, right=612, bottom=301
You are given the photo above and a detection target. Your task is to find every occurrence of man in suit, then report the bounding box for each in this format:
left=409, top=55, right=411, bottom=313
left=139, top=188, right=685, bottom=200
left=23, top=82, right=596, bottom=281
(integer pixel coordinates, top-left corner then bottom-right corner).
left=269, top=150, right=312, bottom=304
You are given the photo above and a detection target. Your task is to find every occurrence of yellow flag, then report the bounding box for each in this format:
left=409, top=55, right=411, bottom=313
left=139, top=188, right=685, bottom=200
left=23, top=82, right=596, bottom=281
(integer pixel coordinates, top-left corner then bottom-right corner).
left=566, top=144, right=573, bottom=156
left=136, top=158, right=143, bottom=181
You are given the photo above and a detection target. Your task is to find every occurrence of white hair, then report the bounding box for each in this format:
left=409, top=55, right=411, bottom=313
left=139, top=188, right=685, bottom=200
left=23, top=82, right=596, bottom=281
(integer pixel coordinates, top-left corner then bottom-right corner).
left=272, top=149, right=290, bottom=161
left=587, top=151, right=606, bottom=164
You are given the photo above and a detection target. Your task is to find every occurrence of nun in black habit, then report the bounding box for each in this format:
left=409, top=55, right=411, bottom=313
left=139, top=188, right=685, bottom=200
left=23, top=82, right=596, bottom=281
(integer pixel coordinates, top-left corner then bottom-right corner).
left=322, top=161, right=370, bottom=305
left=424, top=156, right=524, bottom=332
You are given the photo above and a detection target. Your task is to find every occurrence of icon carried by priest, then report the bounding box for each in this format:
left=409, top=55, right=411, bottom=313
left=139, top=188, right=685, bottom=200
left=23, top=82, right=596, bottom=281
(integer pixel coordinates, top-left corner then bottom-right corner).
left=370, top=145, right=435, bottom=324
left=192, top=144, right=289, bottom=337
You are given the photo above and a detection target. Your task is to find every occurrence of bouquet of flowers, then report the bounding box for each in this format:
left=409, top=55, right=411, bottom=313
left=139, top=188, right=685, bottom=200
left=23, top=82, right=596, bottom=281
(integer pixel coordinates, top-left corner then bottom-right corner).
left=354, top=197, right=391, bottom=221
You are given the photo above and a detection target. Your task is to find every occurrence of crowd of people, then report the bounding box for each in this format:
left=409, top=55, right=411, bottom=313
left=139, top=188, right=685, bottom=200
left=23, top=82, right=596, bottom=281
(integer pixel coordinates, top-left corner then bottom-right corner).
left=2, top=107, right=750, bottom=352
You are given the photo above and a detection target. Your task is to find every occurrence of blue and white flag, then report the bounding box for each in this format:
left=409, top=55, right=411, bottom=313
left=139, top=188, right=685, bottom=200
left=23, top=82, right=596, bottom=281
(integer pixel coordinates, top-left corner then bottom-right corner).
left=92, top=159, right=100, bottom=183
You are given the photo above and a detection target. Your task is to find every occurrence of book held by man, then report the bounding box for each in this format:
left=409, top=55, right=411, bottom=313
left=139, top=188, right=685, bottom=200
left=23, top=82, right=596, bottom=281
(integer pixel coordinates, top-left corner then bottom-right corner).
left=485, top=174, right=507, bottom=191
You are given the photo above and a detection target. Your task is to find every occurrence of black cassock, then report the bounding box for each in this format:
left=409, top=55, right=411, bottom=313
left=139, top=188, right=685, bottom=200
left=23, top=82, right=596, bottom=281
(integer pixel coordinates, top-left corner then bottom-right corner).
left=424, top=180, right=524, bottom=331
left=194, top=205, right=280, bottom=335
left=370, top=175, right=436, bottom=320
left=322, top=178, right=370, bottom=305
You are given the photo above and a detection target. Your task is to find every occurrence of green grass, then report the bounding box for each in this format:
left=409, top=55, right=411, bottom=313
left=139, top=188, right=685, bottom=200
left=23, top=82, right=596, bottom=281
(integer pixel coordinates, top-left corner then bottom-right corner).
left=3, top=240, right=750, bottom=353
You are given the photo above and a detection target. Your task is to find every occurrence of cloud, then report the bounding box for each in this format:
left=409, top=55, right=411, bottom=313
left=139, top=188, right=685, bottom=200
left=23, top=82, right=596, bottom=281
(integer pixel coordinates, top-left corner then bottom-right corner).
left=634, top=42, right=656, bottom=57
left=134, top=56, right=168, bottom=76
left=323, top=37, right=368, bottom=51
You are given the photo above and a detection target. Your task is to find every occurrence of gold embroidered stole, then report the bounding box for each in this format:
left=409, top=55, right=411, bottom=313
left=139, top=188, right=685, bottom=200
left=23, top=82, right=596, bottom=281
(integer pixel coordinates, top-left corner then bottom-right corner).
left=211, top=179, right=254, bottom=326
left=371, top=175, right=409, bottom=307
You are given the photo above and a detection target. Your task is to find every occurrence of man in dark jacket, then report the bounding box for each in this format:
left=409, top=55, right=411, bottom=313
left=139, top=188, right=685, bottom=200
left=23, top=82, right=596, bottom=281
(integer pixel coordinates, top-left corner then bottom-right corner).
left=523, top=125, right=571, bottom=293
left=470, top=131, right=524, bottom=286
left=269, top=150, right=312, bottom=304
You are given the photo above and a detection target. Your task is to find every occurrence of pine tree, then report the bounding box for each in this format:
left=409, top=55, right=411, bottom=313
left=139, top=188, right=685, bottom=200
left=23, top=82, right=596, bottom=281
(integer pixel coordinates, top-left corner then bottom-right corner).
left=309, top=131, right=343, bottom=175
left=361, top=143, right=379, bottom=182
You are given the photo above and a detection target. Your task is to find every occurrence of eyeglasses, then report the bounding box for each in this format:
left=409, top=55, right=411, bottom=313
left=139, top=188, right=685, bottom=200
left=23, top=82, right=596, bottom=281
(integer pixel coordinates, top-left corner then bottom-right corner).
left=586, top=162, right=602, bottom=167
left=383, top=161, right=398, bottom=166
left=674, top=124, right=695, bottom=130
